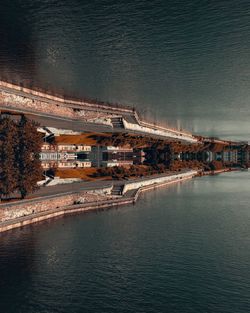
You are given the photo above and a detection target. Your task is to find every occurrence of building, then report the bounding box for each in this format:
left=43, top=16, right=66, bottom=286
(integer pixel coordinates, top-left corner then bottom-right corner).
left=41, top=144, right=146, bottom=169
left=100, top=146, right=145, bottom=167
left=40, top=144, right=92, bottom=169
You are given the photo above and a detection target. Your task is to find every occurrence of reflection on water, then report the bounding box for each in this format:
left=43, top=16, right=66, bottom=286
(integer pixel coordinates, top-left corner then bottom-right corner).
left=0, top=1, right=250, bottom=312
left=1, top=173, right=250, bottom=313
left=1, top=0, right=250, bottom=139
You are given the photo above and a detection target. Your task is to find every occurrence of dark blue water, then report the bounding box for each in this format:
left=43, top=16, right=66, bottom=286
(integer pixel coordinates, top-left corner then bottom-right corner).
left=1, top=173, right=250, bottom=313
left=1, top=0, right=250, bottom=139
left=0, top=1, right=250, bottom=312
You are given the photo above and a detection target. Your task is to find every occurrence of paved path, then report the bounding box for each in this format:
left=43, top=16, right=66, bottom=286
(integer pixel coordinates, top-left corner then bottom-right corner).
left=0, top=171, right=196, bottom=233
left=1, top=105, right=183, bottom=140
left=0, top=171, right=185, bottom=208
left=0, top=105, right=114, bottom=132
left=0, top=85, right=193, bottom=140
left=0, top=192, right=137, bottom=232
left=0, top=180, right=116, bottom=207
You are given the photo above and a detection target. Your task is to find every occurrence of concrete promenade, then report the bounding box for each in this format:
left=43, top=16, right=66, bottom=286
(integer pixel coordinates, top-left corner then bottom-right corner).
left=0, top=80, right=198, bottom=143
left=0, top=170, right=198, bottom=233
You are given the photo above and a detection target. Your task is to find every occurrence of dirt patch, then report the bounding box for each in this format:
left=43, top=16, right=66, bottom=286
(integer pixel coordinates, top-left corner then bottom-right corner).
left=55, top=133, right=112, bottom=145
left=55, top=168, right=96, bottom=179
left=55, top=168, right=113, bottom=181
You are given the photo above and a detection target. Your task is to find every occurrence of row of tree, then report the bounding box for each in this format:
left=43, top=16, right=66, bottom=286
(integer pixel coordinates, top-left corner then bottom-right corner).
left=0, top=115, right=43, bottom=199
left=93, top=164, right=171, bottom=180
left=96, top=133, right=169, bottom=148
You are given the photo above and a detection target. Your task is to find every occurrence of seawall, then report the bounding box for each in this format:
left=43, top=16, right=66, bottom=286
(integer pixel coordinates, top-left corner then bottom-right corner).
left=0, top=171, right=197, bottom=233
left=0, top=80, right=198, bottom=143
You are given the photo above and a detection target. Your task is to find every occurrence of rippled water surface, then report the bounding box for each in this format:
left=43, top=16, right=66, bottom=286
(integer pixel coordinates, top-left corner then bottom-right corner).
left=1, top=173, right=250, bottom=313
left=1, top=0, right=250, bottom=139
left=0, top=1, right=250, bottom=312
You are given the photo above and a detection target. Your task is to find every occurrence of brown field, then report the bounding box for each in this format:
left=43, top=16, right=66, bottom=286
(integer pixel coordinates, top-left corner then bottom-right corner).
left=55, top=132, right=112, bottom=145
left=55, top=168, right=112, bottom=181
left=55, top=165, right=153, bottom=181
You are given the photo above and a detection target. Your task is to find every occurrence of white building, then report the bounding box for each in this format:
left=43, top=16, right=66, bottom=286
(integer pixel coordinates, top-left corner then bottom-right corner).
left=40, top=144, right=92, bottom=169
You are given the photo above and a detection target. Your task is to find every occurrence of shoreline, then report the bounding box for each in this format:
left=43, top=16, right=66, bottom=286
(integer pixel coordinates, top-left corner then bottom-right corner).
left=0, top=81, right=243, bottom=234
left=0, top=80, right=198, bottom=143
left=0, top=171, right=197, bottom=233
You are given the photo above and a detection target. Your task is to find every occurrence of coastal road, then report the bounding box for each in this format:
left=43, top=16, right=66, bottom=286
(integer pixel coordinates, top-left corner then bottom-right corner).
left=31, top=180, right=117, bottom=197
left=1, top=104, right=179, bottom=140
left=0, top=105, right=114, bottom=133
left=0, top=180, right=119, bottom=208
left=0, top=171, right=187, bottom=208
left=0, top=84, right=195, bottom=142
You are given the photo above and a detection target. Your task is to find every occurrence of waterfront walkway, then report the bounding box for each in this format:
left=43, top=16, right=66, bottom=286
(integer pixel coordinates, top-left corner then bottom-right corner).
left=0, top=80, right=197, bottom=143
left=0, top=171, right=197, bottom=233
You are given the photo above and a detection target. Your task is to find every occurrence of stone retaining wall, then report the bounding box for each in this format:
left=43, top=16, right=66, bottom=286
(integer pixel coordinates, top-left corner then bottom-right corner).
left=0, top=90, right=75, bottom=118
left=0, top=195, right=75, bottom=222
left=0, top=173, right=197, bottom=233
left=0, top=191, right=114, bottom=223
left=0, top=80, right=133, bottom=113
left=122, top=170, right=198, bottom=194
left=123, top=119, right=198, bottom=143
left=0, top=197, right=134, bottom=233
left=0, top=80, right=198, bottom=142
left=0, top=89, right=116, bottom=126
